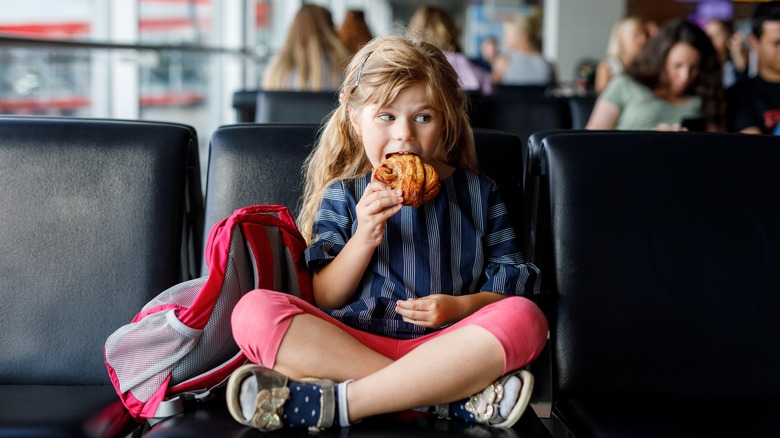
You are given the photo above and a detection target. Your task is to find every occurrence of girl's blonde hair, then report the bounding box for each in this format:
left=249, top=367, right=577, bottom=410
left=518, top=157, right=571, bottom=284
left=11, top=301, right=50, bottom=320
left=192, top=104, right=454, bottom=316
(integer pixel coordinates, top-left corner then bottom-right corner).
left=262, top=4, right=352, bottom=91
left=297, top=35, right=477, bottom=242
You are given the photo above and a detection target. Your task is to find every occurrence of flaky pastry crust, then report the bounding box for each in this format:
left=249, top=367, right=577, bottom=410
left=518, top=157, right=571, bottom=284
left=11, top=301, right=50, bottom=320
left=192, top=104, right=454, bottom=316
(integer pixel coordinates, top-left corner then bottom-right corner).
left=371, top=153, right=440, bottom=207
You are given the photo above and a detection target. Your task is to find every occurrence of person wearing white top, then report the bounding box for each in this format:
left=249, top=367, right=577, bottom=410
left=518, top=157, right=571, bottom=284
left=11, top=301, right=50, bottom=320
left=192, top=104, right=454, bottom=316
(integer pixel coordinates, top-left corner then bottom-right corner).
left=492, top=14, right=555, bottom=86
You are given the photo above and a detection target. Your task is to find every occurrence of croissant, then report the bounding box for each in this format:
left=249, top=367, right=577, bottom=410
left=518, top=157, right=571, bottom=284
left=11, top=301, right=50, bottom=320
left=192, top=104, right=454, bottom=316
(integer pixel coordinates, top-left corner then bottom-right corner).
left=372, top=153, right=440, bottom=207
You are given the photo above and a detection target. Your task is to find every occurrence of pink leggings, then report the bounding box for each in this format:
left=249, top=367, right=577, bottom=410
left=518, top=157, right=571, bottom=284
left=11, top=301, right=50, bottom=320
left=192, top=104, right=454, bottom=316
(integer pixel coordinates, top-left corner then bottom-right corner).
left=231, top=290, right=548, bottom=375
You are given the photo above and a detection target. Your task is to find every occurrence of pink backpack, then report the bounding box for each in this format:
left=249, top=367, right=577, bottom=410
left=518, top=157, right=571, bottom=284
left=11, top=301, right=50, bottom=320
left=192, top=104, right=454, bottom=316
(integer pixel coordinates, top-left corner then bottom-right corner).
left=104, top=204, right=313, bottom=421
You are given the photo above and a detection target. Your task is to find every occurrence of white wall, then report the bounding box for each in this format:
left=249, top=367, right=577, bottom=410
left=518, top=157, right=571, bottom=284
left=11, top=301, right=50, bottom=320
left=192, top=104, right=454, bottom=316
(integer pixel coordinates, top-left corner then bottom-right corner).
left=543, top=0, right=626, bottom=83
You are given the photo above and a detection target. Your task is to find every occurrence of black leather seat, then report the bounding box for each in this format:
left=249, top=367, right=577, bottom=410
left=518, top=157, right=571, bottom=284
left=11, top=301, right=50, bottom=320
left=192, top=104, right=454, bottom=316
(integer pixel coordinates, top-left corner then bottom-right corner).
left=202, top=124, right=531, bottom=267
left=157, top=123, right=553, bottom=437
left=472, top=129, right=526, bottom=252
left=566, top=96, right=596, bottom=129
left=232, top=90, right=339, bottom=124
left=201, top=124, right=318, bottom=267
left=538, top=131, right=780, bottom=437
left=255, top=90, right=339, bottom=124
left=145, top=403, right=550, bottom=438
left=471, top=95, right=571, bottom=144
left=232, top=89, right=259, bottom=122
left=0, top=116, right=202, bottom=437
left=492, top=84, right=551, bottom=97
left=524, top=129, right=604, bottom=263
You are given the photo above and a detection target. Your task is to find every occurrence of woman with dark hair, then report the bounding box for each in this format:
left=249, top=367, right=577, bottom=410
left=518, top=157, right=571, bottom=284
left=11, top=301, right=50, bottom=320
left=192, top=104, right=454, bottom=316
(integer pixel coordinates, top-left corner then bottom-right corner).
left=704, top=19, right=748, bottom=88
left=586, top=19, right=724, bottom=131
left=338, top=10, right=373, bottom=54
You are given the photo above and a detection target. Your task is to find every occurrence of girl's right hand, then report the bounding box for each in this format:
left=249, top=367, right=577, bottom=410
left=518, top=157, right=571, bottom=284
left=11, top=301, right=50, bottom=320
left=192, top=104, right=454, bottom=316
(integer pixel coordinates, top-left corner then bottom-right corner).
left=354, top=182, right=403, bottom=248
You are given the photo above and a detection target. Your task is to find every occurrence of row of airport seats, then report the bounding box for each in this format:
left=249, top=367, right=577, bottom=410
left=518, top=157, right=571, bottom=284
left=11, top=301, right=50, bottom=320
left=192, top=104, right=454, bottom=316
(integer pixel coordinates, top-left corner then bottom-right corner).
left=0, top=117, right=203, bottom=437
left=231, top=88, right=597, bottom=140
left=0, top=118, right=548, bottom=438
left=1, top=117, right=777, bottom=437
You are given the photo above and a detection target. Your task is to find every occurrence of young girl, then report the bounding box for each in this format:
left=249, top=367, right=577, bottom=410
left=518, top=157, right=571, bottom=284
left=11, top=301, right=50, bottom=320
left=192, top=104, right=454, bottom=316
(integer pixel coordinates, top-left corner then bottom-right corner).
left=226, top=35, right=548, bottom=432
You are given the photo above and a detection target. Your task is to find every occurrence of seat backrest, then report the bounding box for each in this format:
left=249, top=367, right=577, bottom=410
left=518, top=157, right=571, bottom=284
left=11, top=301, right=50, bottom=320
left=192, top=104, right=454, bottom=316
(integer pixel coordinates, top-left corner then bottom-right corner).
left=541, top=131, right=780, bottom=401
left=0, top=117, right=198, bottom=385
left=567, top=95, right=596, bottom=129
left=202, top=124, right=319, bottom=273
left=474, top=95, right=571, bottom=144
left=524, top=129, right=597, bottom=263
left=232, top=89, right=259, bottom=122
left=472, top=129, right=526, bottom=244
left=255, top=91, right=338, bottom=124
left=493, top=84, right=550, bottom=97
left=202, top=124, right=529, bottom=271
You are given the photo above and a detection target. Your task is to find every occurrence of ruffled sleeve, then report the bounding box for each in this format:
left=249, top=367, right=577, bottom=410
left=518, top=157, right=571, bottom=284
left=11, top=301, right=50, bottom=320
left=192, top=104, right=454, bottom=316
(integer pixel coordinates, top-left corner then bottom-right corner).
left=304, top=181, right=356, bottom=271
left=478, top=181, right=540, bottom=297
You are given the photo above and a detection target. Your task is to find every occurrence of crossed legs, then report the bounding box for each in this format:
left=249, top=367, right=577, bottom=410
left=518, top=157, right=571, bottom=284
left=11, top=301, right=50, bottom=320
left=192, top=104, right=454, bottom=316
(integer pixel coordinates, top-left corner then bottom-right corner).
left=231, top=290, right=547, bottom=424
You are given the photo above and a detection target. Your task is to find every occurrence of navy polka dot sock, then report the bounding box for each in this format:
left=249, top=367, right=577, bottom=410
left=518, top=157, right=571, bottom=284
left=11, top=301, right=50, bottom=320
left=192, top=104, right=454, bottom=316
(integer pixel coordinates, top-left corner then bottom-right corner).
left=444, top=374, right=523, bottom=424
left=281, top=381, right=336, bottom=427
left=449, top=397, right=476, bottom=422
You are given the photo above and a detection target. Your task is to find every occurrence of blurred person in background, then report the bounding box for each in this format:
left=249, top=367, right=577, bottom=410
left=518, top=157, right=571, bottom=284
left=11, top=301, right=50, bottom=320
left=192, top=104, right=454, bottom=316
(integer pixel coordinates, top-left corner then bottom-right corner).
left=491, top=14, right=555, bottom=87
left=472, top=35, right=498, bottom=73
left=262, top=4, right=351, bottom=91
left=645, top=20, right=660, bottom=39
left=586, top=19, right=724, bottom=131
left=339, top=10, right=373, bottom=55
left=704, top=19, right=748, bottom=89
left=594, top=16, right=648, bottom=94
left=407, top=4, right=493, bottom=94
left=727, top=1, right=780, bottom=134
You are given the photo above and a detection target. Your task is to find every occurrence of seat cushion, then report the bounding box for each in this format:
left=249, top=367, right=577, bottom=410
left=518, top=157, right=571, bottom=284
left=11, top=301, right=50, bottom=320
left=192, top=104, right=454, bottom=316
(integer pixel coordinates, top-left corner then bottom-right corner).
left=554, top=396, right=780, bottom=438
left=145, top=392, right=553, bottom=438
left=0, top=385, right=137, bottom=437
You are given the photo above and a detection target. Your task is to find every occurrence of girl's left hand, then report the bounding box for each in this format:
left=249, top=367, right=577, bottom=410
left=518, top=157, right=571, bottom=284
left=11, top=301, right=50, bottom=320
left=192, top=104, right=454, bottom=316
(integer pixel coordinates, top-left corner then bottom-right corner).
left=395, top=295, right=466, bottom=328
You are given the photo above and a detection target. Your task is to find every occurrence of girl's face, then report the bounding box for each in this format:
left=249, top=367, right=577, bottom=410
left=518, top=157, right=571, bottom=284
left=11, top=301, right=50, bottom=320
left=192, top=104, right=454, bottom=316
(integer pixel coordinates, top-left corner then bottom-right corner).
left=351, top=83, right=443, bottom=169
left=662, top=42, right=701, bottom=97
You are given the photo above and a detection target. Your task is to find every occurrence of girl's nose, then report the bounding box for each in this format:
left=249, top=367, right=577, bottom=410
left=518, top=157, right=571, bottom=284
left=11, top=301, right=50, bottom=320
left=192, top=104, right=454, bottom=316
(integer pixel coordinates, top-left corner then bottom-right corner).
left=394, top=120, right=415, bottom=141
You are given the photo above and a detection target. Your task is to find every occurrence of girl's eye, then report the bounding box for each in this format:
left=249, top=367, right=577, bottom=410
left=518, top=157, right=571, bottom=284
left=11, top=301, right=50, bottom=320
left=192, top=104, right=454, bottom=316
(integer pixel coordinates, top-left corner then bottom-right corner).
left=378, top=113, right=394, bottom=121
left=415, top=114, right=432, bottom=123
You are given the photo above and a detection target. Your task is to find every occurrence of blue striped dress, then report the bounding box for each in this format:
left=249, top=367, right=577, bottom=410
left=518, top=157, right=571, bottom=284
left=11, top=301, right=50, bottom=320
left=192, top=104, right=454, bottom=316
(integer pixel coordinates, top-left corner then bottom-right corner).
left=304, top=168, right=540, bottom=339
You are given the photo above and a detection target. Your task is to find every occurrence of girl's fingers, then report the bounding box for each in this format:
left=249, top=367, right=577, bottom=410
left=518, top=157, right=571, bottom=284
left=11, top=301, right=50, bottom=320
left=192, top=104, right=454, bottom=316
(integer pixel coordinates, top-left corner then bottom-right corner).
left=396, top=299, right=424, bottom=318
left=360, top=188, right=403, bottom=212
left=364, top=181, right=397, bottom=195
